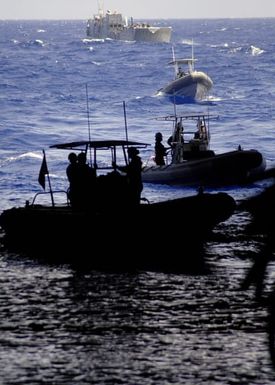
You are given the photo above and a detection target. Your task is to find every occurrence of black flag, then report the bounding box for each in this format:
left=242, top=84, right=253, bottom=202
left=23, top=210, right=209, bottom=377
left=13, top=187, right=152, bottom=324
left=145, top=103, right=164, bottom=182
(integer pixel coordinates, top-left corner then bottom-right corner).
left=38, top=150, right=49, bottom=189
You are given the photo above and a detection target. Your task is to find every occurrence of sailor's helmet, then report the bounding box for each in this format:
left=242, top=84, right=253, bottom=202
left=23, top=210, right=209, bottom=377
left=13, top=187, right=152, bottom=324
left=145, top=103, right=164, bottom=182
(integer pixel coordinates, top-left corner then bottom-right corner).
left=155, top=132, right=163, bottom=140
left=127, top=147, right=139, bottom=156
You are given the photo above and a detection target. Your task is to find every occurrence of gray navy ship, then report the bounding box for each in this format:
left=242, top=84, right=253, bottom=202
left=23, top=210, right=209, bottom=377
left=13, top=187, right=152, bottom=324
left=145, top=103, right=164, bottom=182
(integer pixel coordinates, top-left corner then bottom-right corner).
left=86, top=8, right=172, bottom=43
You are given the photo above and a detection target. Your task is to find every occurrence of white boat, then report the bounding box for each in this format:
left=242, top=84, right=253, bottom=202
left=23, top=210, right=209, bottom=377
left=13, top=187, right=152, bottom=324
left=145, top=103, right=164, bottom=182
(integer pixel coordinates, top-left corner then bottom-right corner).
left=157, top=46, right=213, bottom=102
left=142, top=113, right=266, bottom=186
left=86, top=7, right=172, bottom=43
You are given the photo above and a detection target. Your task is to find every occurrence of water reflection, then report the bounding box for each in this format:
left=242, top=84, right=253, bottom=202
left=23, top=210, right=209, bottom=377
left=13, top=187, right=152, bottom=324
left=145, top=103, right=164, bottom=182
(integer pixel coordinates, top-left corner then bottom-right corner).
left=1, top=208, right=275, bottom=383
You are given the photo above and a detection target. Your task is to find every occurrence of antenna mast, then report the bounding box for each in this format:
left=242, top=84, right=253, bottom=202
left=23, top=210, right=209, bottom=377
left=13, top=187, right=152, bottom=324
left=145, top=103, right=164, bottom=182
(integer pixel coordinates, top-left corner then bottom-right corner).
left=85, top=84, right=91, bottom=142
left=191, top=39, right=195, bottom=71
left=98, top=0, right=104, bottom=15
left=123, top=101, right=129, bottom=142
left=172, top=45, right=178, bottom=78
left=85, top=84, right=92, bottom=164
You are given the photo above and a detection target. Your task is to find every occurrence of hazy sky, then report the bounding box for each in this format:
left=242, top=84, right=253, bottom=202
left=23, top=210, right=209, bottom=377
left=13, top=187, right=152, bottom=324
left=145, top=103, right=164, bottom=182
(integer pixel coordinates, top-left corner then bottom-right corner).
left=1, top=0, right=275, bottom=20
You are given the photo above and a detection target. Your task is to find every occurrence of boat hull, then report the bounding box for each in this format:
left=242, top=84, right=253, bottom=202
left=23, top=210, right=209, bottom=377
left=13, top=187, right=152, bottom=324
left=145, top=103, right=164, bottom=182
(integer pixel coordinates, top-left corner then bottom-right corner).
left=133, top=27, right=172, bottom=43
left=142, top=149, right=266, bottom=186
left=158, top=71, right=213, bottom=100
left=0, top=192, right=236, bottom=272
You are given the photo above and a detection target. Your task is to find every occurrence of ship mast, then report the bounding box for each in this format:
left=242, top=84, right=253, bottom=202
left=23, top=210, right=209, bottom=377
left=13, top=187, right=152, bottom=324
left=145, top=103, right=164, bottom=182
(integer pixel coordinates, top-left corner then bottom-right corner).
left=190, top=39, right=195, bottom=72
left=97, top=0, right=104, bottom=16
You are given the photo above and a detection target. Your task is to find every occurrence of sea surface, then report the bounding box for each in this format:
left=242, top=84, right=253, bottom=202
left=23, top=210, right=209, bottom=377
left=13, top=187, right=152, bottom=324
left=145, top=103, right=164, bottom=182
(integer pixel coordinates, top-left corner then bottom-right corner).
left=0, top=18, right=275, bottom=384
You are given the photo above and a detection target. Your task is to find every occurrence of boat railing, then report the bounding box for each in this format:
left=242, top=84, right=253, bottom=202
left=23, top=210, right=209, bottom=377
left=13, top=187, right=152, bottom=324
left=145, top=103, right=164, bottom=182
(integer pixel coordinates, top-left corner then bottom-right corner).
left=30, top=190, right=69, bottom=207
left=165, top=148, right=173, bottom=164
left=143, top=148, right=173, bottom=168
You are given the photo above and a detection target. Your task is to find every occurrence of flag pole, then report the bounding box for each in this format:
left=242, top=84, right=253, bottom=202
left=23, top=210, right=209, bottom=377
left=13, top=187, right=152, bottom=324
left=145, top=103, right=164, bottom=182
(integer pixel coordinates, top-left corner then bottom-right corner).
left=43, top=150, right=54, bottom=207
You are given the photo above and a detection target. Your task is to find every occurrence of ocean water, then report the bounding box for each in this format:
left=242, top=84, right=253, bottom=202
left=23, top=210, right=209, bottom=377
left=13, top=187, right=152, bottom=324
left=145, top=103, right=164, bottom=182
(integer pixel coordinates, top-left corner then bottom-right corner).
left=1, top=18, right=275, bottom=384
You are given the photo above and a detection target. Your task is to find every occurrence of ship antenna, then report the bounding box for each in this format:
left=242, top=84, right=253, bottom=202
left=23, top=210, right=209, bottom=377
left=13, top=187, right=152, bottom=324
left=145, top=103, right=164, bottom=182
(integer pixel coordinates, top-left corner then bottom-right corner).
left=97, top=0, right=104, bottom=15
left=172, top=45, right=178, bottom=78
left=191, top=38, right=195, bottom=71
left=173, top=93, right=177, bottom=117
left=85, top=84, right=92, bottom=164
left=173, top=93, right=177, bottom=130
left=85, top=84, right=92, bottom=142
left=123, top=100, right=129, bottom=142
